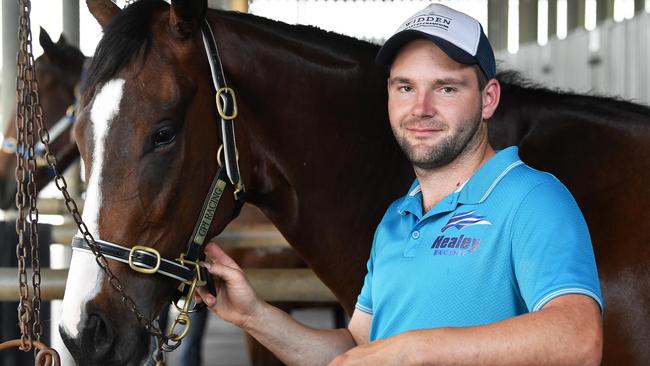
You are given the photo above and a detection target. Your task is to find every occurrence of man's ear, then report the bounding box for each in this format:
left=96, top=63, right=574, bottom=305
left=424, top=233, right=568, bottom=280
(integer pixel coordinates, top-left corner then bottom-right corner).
left=481, top=79, right=501, bottom=120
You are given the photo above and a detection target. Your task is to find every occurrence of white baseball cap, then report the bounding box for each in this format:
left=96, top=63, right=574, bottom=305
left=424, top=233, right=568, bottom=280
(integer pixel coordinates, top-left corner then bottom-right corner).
left=376, top=3, right=496, bottom=80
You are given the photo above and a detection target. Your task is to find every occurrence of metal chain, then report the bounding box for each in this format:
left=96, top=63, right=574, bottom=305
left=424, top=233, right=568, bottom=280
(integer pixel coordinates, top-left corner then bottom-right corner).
left=15, top=0, right=174, bottom=361
left=15, top=0, right=34, bottom=351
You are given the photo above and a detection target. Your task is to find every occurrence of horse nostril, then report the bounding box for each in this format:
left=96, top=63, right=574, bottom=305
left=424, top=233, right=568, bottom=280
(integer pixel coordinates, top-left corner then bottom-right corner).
left=85, top=313, right=114, bottom=357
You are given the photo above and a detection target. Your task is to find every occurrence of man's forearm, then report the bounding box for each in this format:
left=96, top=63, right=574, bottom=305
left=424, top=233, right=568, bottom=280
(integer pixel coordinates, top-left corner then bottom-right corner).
left=406, top=296, right=602, bottom=366
left=243, top=301, right=357, bottom=366
left=330, top=295, right=601, bottom=366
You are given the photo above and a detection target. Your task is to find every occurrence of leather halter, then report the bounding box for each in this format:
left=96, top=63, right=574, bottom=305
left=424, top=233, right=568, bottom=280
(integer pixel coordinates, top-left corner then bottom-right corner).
left=71, top=20, right=246, bottom=307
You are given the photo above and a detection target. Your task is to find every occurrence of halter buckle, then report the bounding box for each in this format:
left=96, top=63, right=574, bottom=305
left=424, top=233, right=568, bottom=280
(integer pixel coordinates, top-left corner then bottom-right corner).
left=215, top=87, right=238, bottom=120
left=128, top=246, right=161, bottom=274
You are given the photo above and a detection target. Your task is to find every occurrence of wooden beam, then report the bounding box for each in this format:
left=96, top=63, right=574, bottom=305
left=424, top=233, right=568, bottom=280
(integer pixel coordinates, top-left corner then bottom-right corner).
left=0, top=268, right=336, bottom=302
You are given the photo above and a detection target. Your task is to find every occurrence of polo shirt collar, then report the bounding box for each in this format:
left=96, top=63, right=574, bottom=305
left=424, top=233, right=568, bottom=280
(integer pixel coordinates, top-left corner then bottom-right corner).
left=396, top=146, right=523, bottom=217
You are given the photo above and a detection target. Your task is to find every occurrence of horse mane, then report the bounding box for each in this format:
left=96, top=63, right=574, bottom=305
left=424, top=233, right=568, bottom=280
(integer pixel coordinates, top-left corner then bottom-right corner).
left=212, top=9, right=380, bottom=59
left=85, top=0, right=380, bottom=96
left=497, top=69, right=650, bottom=126
left=85, top=0, right=165, bottom=94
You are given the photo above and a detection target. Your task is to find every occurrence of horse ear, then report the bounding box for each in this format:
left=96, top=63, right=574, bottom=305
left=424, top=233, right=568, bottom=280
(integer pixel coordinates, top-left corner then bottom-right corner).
left=39, top=27, right=57, bottom=56
left=57, top=33, right=68, bottom=46
left=86, top=0, right=120, bottom=29
left=169, top=0, right=207, bottom=39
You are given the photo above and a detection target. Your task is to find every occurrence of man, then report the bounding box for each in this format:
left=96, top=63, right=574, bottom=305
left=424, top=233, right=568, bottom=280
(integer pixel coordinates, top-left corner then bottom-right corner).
left=196, top=4, right=603, bottom=365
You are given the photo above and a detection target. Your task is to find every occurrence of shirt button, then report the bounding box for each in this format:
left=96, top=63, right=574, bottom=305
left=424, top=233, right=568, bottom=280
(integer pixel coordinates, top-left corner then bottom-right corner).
left=411, top=231, right=420, bottom=239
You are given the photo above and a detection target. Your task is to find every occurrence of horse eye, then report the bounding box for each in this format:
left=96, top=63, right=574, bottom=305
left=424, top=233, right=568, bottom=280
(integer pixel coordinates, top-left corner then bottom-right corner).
left=152, top=126, right=176, bottom=147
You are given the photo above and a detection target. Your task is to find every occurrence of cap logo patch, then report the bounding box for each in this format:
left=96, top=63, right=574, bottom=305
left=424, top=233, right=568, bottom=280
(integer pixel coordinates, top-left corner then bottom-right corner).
left=404, top=14, right=452, bottom=32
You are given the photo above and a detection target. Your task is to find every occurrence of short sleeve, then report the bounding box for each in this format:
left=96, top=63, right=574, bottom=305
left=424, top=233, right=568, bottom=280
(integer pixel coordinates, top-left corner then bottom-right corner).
left=355, top=233, right=377, bottom=315
left=511, top=181, right=603, bottom=313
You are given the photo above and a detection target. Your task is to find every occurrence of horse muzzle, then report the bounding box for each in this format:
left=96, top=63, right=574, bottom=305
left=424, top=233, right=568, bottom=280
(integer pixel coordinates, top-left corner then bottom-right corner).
left=59, top=311, right=150, bottom=366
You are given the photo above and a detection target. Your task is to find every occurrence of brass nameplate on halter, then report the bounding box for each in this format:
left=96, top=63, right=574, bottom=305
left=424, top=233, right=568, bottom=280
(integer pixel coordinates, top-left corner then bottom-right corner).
left=193, top=179, right=227, bottom=246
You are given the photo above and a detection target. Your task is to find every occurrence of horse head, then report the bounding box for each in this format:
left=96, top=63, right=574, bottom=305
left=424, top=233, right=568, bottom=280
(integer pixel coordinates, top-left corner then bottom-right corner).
left=0, top=28, right=85, bottom=209
left=59, top=0, right=245, bottom=364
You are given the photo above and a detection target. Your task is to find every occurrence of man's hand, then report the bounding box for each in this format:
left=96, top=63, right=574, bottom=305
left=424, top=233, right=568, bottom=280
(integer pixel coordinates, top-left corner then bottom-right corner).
left=194, top=242, right=263, bottom=329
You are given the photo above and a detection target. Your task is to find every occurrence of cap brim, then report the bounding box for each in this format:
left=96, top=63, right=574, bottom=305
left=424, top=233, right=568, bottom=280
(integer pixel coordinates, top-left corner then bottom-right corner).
left=376, top=30, right=477, bottom=68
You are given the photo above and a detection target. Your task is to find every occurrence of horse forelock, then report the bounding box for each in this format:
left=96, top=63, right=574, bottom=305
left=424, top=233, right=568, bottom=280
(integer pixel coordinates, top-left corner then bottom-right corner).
left=85, top=0, right=167, bottom=95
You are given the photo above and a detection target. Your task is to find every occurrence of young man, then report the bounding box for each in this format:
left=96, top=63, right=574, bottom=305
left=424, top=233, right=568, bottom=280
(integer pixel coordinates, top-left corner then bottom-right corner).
left=196, top=4, right=603, bottom=365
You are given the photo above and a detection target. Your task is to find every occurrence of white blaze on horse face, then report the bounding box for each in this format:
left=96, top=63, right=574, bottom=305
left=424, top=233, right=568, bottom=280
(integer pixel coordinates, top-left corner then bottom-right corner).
left=60, top=79, right=125, bottom=338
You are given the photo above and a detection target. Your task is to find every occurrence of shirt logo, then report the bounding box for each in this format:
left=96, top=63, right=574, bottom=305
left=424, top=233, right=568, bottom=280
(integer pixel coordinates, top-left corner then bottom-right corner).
left=441, top=211, right=491, bottom=233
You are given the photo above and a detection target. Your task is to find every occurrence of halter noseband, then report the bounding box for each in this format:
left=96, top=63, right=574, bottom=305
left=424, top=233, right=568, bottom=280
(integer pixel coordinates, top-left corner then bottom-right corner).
left=70, top=20, right=246, bottom=344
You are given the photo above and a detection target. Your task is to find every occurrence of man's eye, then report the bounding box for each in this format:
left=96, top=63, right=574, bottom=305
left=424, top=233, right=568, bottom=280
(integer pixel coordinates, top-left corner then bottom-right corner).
left=441, top=86, right=456, bottom=94
left=398, top=86, right=413, bottom=92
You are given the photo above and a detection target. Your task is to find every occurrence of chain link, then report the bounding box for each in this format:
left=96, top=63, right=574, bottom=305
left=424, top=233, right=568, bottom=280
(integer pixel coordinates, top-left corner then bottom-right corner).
left=15, top=0, right=172, bottom=361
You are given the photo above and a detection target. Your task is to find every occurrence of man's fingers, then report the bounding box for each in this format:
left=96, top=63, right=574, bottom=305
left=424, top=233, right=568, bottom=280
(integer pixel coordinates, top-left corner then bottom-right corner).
left=195, top=286, right=216, bottom=307
left=204, top=242, right=240, bottom=268
left=201, top=260, right=245, bottom=288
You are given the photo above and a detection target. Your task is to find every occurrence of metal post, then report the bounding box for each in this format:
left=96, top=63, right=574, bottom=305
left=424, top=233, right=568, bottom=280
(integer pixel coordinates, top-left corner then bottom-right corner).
left=548, top=0, right=557, bottom=39
left=567, top=0, right=586, bottom=32
left=597, top=0, right=615, bottom=24
left=634, top=0, right=646, bottom=13
left=519, top=0, right=538, bottom=45
left=62, top=0, right=80, bottom=47
left=488, top=0, right=509, bottom=51
left=1, top=0, right=19, bottom=130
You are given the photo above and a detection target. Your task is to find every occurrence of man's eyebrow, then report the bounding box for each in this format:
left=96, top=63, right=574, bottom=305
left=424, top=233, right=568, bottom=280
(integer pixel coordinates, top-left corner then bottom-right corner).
left=389, top=76, right=412, bottom=84
left=433, top=77, right=468, bottom=86
left=389, top=76, right=469, bottom=86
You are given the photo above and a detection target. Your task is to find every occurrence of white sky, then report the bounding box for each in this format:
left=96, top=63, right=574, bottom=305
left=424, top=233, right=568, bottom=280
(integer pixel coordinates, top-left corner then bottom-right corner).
left=0, top=0, right=646, bottom=67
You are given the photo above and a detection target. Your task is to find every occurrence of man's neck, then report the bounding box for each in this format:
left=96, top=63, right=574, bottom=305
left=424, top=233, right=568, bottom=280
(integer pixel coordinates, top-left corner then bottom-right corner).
left=415, top=132, right=495, bottom=214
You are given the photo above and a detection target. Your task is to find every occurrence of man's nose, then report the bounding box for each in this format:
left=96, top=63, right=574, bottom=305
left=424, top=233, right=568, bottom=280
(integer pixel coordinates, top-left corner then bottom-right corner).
left=411, top=90, right=436, bottom=118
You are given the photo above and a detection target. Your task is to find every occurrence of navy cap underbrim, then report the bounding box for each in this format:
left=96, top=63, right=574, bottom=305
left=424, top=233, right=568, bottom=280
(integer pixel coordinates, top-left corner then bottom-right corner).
left=376, top=29, right=477, bottom=69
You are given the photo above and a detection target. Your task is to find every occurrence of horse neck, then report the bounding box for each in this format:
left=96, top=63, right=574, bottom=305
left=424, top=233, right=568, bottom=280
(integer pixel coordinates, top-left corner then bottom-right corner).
left=208, top=11, right=413, bottom=310
left=492, top=76, right=650, bottom=147
left=492, top=75, right=650, bottom=201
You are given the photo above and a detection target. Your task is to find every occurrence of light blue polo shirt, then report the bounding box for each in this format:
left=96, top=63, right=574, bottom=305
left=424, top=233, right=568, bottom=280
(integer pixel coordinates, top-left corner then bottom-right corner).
left=356, top=147, right=602, bottom=341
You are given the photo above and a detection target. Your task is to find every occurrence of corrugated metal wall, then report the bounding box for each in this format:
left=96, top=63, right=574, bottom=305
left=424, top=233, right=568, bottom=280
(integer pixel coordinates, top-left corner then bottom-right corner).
left=497, top=11, right=650, bottom=106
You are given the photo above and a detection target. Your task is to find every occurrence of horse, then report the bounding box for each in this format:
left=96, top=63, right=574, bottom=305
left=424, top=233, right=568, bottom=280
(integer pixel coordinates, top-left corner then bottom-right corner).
left=58, top=0, right=650, bottom=365
left=0, top=29, right=85, bottom=209
left=4, top=25, right=340, bottom=366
